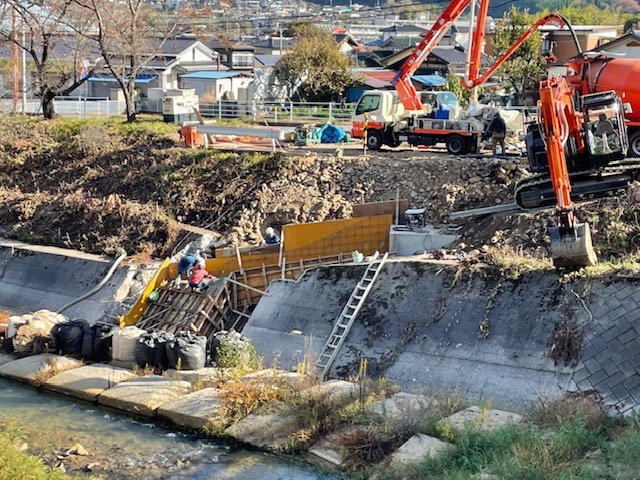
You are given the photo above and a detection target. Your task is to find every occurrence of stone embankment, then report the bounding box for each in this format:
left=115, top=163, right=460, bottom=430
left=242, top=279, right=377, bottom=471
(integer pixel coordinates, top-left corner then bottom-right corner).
left=0, top=353, right=524, bottom=472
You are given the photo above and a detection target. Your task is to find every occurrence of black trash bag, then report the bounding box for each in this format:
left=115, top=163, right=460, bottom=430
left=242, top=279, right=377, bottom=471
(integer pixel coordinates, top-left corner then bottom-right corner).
left=93, top=324, right=113, bottom=363
left=167, top=331, right=207, bottom=371
left=81, top=323, right=96, bottom=360
left=136, top=331, right=173, bottom=370
left=54, top=319, right=88, bottom=357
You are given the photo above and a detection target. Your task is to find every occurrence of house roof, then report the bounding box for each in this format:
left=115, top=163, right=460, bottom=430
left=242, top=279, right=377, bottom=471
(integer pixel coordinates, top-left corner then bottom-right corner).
left=210, top=39, right=256, bottom=51
left=161, top=38, right=201, bottom=55
left=353, top=69, right=397, bottom=89
left=380, top=45, right=490, bottom=68
left=380, top=25, right=427, bottom=34
left=582, top=29, right=640, bottom=53
left=179, top=71, right=252, bottom=80
left=252, top=37, right=298, bottom=49
left=412, top=75, right=447, bottom=87
left=88, top=73, right=156, bottom=84
left=254, top=54, right=280, bottom=67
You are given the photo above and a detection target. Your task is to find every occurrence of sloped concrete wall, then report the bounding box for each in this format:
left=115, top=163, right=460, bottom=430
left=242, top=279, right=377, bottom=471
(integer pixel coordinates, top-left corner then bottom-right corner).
left=244, top=260, right=640, bottom=414
left=0, top=240, right=134, bottom=323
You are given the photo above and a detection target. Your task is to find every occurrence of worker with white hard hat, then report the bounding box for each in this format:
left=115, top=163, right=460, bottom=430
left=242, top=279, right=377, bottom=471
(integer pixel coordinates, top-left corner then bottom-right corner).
left=264, top=226, right=281, bottom=245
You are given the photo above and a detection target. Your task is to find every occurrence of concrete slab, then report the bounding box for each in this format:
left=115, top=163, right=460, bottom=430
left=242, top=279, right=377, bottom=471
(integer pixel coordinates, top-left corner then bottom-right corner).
left=391, top=434, right=453, bottom=464
left=0, top=354, right=82, bottom=385
left=370, top=392, right=431, bottom=419
left=165, top=368, right=225, bottom=386
left=225, top=407, right=300, bottom=450
left=307, top=379, right=358, bottom=401
left=157, top=387, right=223, bottom=430
left=97, top=376, right=191, bottom=417
left=445, top=406, right=523, bottom=431
left=0, top=353, right=15, bottom=367
left=240, top=368, right=302, bottom=384
left=44, top=364, right=137, bottom=402
left=308, top=426, right=369, bottom=467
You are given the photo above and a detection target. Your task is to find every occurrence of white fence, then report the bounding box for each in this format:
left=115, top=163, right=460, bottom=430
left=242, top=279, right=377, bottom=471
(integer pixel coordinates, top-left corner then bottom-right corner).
left=0, top=97, right=126, bottom=116
left=198, top=100, right=356, bottom=123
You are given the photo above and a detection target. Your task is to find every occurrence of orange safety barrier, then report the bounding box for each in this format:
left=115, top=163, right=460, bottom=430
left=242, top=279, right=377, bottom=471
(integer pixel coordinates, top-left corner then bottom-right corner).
left=181, top=125, right=204, bottom=147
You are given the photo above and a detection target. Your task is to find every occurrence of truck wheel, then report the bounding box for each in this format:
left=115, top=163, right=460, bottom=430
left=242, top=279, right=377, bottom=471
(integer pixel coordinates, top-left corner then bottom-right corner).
left=366, top=130, right=383, bottom=151
left=629, top=130, right=640, bottom=157
left=446, top=135, right=468, bottom=155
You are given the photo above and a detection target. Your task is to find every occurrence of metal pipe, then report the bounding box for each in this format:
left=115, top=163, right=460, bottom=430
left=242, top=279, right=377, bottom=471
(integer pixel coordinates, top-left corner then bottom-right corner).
left=57, top=248, right=127, bottom=314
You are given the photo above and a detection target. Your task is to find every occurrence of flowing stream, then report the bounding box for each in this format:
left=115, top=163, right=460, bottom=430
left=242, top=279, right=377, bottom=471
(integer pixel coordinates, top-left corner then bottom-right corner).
left=0, top=377, right=339, bottom=479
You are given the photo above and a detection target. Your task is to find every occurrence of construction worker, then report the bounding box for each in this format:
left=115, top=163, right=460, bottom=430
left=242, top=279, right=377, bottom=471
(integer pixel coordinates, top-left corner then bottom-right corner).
left=487, top=110, right=507, bottom=156
left=174, top=251, right=202, bottom=287
left=188, top=258, right=215, bottom=292
left=264, top=226, right=281, bottom=245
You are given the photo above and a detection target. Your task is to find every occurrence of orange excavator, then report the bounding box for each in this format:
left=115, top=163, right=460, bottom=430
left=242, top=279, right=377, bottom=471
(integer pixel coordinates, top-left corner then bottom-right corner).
left=391, top=0, right=639, bottom=267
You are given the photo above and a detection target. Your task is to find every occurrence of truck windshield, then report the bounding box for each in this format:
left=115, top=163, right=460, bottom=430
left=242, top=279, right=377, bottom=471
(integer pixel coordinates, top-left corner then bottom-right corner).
left=355, top=95, right=381, bottom=116
left=585, top=107, right=622, bottom=156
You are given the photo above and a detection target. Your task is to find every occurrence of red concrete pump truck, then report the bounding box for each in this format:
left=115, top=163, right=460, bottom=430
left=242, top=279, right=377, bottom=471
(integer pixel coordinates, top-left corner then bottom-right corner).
left=354, top=0, right=640, bottom=267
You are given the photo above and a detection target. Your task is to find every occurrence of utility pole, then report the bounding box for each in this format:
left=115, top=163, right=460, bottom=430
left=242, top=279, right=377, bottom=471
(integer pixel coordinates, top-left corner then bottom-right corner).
left=12, top=7, right=19, bottom=112
left=21, top=25, right=26, bottom=112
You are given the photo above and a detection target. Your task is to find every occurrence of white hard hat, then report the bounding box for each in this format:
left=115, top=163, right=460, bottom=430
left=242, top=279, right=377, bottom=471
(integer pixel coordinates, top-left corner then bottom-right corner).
left=266, top=227, right=275, bottom=236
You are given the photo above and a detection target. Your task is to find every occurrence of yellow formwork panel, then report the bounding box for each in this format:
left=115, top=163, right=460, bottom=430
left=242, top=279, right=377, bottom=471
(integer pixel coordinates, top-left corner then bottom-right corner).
left=283, top=215, right=392, bottom=258
left=121, top=257, right=172, bottom=326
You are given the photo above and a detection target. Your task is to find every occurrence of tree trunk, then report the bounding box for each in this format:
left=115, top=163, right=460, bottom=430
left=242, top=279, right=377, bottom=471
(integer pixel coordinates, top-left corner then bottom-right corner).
left=125, top=83, right=137, bottom=123
left=41, top=91, right=56, bottom=119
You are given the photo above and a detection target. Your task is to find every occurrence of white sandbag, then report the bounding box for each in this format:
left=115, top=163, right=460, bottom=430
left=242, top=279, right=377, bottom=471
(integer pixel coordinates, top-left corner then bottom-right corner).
left=112, top=326, right=146, bottom=362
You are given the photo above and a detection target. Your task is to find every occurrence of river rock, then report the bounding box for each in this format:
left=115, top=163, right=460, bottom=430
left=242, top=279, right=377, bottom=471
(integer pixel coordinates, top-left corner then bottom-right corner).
left=444, top=406, right=523, bottom=431
left=0, top=354, right=82, bottom=385
left=157, top=387, right=223, bottom=430
left=308, top=425, right=369, bottom=467
left=44, top=364, right=136, bottom=401
left=98, top=376, right=191, bottom=417
left=302, top=379, right=358, bottom=401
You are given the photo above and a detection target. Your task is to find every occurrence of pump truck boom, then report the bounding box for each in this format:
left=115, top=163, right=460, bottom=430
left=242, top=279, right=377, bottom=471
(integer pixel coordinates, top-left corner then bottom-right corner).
left=354, top=0, right=640, bottom=267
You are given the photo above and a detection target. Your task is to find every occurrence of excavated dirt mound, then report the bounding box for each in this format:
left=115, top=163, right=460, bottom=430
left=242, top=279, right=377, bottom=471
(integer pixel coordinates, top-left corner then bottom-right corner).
left=0, top=116, right=638, bottom=261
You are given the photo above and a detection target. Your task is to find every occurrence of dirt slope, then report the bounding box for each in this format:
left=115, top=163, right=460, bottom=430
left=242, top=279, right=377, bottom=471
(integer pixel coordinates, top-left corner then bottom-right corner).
left=0, top=115, right=637, bottom=261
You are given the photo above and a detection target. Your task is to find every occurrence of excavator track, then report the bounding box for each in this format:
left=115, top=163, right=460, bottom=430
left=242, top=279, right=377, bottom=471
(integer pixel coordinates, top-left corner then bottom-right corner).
left=515, top=157, right=640, bottom=209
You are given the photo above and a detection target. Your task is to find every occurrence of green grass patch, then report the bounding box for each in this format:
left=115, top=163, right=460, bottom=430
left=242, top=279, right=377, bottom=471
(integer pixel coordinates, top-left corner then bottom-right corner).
left=0, top=419, right=68, bottom=480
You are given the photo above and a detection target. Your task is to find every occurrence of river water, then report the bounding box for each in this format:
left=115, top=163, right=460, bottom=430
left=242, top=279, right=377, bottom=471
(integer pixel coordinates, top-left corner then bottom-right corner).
left=0, top=377, right=339, bottom=479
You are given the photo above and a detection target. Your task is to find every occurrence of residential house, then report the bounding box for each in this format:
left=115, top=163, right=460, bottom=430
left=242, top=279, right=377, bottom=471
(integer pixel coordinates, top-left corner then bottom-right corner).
left=86, top=37, right=219, bottom=98
left=581, top=29, right=640, bottom=58
left=252, top=36, right=297, bottom=56
left=209, top=40, right=256, bottom=71
left=179, top=71, right=253, bottom=101
left=539, top=24, right=621, bottom=63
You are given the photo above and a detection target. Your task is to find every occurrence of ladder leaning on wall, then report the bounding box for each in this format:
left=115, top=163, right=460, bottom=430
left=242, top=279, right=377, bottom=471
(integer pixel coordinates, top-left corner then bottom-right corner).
left=316, top=251, right=389, bottom=378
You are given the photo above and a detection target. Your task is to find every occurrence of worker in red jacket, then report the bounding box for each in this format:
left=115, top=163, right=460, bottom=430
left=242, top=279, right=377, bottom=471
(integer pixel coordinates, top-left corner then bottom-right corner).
left=188, top=258, right=215, bottom=291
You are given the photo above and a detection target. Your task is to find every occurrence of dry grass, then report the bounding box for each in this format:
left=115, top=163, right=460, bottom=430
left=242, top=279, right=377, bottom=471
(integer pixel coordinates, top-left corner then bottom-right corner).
left=531, top=393, right=611, bottom=431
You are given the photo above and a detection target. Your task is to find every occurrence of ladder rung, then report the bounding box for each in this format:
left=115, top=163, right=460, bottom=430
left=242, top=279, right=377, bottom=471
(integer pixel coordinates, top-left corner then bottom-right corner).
left=343, top=314, right=353, bottom=320
left=356, top=285, right=367, bottom=290
left=354, top=295, right=362, bottom=300
left=347, top=304, right=357, bottom=309
left=338, top=323, right=348, bottom=328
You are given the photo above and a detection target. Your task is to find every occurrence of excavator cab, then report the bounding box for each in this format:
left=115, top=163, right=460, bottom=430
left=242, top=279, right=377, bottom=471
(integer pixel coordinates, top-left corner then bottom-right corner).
left=582, top=91, right=628, bottom=167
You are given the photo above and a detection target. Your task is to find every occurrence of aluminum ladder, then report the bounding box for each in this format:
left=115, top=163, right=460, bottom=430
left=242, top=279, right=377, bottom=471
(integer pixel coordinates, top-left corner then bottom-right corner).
left=316, top=251, right=389, bottom=377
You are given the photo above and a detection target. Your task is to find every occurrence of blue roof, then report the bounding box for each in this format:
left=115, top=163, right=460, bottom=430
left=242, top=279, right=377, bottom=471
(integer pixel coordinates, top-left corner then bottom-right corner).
left=179, top=71, right=244, bottom=80
left=88, top=73, right=156, bottom=84
left=412, top=75, right=447, bottom=87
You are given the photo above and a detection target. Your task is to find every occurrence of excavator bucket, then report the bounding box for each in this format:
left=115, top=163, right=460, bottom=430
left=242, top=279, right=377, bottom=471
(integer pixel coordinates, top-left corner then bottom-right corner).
left=549, top=222, right=598, bottom=268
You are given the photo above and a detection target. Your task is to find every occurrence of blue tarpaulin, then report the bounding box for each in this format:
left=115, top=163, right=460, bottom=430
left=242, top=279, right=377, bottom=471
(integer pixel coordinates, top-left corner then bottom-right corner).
left=412, top=75, right=447, bottom=87
left=319, top=123, right=345, bottom=143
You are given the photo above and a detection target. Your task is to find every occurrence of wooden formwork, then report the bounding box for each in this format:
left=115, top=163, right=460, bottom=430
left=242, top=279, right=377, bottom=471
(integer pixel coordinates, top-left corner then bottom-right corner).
left=135, top=277, right=235, bottom=339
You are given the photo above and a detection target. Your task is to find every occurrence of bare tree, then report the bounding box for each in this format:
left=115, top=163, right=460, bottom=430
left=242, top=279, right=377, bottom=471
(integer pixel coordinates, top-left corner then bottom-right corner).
left=0, top=1, right=97, bottom=119
left=74, top=0, right=177, bottom=122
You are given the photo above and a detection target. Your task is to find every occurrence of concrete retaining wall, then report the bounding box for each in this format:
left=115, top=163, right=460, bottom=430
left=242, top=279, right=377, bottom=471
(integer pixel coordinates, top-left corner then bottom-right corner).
left=243, top=260, right=640, bottom=414
left=0, top=239, right=137, bottom=323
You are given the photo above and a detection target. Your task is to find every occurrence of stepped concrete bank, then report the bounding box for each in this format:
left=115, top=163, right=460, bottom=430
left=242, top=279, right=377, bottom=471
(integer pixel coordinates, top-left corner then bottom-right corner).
left=0, top=239, right=147, bottom=322
left=0, top=353, right=525, bottom=471
left=243, top=260, right=640, bottom=414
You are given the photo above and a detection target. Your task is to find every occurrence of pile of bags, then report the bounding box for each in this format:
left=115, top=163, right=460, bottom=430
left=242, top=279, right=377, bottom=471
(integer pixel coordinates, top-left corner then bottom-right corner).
left=3, top=310, right=222, bottom=372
